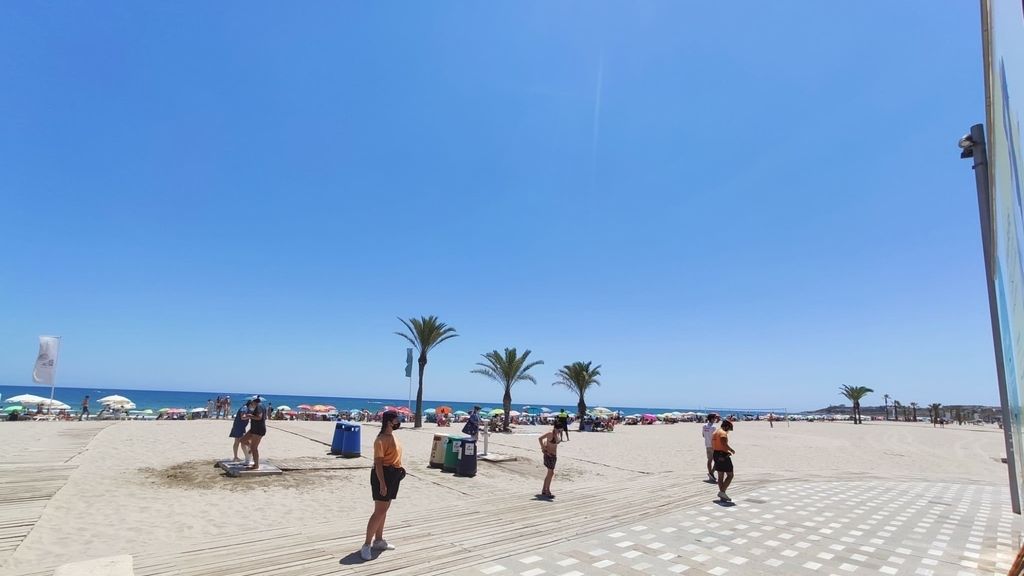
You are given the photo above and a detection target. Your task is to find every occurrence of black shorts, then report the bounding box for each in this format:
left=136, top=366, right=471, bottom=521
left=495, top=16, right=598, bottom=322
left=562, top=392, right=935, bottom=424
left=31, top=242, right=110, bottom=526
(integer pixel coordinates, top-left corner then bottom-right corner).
left=370, top=466, right=405, bottom=501
left=713, top=451, right=733, bottom=473
left=543, top=453, right=557, bottom=470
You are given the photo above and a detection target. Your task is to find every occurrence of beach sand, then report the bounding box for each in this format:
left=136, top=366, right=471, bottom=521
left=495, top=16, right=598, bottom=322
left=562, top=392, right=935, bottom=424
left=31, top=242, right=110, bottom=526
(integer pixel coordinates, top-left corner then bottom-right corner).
left=0, top=418, right=1012, bottom=574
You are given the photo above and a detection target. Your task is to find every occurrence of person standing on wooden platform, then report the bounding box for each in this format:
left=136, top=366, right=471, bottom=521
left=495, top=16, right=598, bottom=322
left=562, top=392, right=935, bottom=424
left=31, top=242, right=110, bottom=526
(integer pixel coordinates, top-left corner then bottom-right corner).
left=539, top=422, right=561, bottom=499
left=230, top=399, right=252, bottom=463
left=361, top=410, right=405, bottom=561
left=241, top=396, right=266, bottom=470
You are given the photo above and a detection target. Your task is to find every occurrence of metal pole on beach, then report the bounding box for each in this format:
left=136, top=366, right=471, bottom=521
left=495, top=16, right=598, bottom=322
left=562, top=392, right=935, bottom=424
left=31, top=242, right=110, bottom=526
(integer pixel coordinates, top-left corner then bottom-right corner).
left=47, top=336, right=61, bottom=415
left=961, top=122, right=1022, bottom=514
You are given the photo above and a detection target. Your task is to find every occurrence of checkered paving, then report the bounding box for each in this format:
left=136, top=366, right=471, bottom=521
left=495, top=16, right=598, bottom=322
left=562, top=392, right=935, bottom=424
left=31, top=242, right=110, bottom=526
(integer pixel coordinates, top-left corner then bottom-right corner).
left=456, top=481, right=1020, bottom=576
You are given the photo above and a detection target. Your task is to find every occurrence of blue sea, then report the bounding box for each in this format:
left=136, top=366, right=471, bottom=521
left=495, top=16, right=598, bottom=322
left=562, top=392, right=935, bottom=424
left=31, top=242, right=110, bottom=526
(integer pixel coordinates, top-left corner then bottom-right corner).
left=0, top=384, right=787, bottom=416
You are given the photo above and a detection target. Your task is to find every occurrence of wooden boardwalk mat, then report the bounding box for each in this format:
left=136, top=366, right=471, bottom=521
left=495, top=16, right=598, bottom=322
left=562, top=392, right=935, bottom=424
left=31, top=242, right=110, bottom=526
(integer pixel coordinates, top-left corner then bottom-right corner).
left=0, top=424, right=112, bottom=570
left=122, top=472, right=743, bottom=576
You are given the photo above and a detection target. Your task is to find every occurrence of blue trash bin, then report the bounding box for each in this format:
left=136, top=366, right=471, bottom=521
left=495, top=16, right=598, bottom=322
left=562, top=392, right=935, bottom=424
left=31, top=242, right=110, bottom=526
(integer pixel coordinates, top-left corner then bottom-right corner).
left=330, top=421, right=361, bottom=458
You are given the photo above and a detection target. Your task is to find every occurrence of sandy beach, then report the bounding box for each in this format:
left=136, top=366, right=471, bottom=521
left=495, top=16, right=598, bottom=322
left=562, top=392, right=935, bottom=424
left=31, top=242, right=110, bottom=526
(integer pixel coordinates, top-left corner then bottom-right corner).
left=0, top=418, right=1015, bottom=575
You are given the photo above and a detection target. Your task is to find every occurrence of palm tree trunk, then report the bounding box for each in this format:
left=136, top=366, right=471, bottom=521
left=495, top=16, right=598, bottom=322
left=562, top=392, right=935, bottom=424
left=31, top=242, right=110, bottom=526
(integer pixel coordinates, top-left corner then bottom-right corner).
left=502, top=388, right=512, bottom=432
left=577, top=397, right=586, bottom=431
left=415, top=354, right=427, bottom=428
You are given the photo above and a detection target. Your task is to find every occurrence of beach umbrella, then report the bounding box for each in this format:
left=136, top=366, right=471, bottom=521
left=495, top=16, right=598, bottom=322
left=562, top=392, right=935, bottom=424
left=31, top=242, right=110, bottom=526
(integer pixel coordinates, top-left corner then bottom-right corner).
left=454, top=410, right=468, bottom=417
left=48, top=401, right=71, bottom=411
left=310, top=405, right=332, bottom=413
left=275, top=405, right=292, bottom=412
left=106, top=401, right=136, bottom=410
left=5, top=394, right=50, bottom=405
left=509, top=410, right=521, bottom=417
left=395, top=406, right=412, bottom=415
left=297, top=404, right=313, bottom=411
left=424, top=408, right=436, bottom=414
left=435, top=406, right=452, bottom=414
left=3, top=405, right=23, bottom=413
left=190, top=407, right=207, bottom=413
left=98, top=395, right=133, bottom=405
left=488, top=408, right=504, bottom=416
left=592, top=407, right=613, bottom=414
left=166, top=408, right=186, bottom=414
left=540, top=407, right=551, bottom=413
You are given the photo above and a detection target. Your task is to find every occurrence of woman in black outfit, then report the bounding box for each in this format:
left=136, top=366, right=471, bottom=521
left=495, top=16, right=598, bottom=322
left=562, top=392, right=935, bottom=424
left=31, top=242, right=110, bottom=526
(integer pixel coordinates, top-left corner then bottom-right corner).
left=241, top=396, right=267, bottom=470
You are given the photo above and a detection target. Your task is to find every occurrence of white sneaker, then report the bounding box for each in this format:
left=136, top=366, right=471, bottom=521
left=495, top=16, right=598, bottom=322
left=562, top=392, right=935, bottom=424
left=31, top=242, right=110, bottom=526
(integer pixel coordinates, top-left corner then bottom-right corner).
left=360, top=544, right=373, bottom=561
left=372, top=539, right=395, bottom=550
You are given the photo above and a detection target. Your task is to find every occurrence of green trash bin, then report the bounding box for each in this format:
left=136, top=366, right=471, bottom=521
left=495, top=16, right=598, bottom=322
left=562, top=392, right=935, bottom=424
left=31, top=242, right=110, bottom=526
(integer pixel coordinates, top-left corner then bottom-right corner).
left=443, top=434, right=467, bottom=472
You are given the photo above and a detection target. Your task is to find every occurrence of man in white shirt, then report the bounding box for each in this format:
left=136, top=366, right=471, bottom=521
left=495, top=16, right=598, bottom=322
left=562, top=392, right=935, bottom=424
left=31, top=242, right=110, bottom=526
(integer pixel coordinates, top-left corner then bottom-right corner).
left=701, top=413, right=720, bottom=483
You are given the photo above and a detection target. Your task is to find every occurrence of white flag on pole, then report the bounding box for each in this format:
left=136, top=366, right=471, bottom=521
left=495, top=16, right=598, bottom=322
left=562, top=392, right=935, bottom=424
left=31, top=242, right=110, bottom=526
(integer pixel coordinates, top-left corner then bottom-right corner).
left=32, top=336, right=61, bottom=385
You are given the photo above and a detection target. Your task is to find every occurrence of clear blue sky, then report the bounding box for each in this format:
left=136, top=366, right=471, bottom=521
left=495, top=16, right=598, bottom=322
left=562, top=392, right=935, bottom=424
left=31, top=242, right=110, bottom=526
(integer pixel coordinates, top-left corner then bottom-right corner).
left=0, top=2, right=995, bottom=411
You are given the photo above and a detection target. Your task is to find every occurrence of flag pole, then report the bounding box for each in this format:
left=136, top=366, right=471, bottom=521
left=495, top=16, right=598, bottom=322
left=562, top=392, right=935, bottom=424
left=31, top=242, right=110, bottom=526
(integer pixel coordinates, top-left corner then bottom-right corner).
left=47, top=336, right=61, bottom=415
left=405, top=347, right=414, bottom=411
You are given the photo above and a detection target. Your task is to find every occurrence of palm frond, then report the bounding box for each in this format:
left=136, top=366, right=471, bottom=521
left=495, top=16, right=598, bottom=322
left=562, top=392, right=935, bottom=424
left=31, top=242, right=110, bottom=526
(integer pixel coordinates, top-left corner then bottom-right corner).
left=394, top=332, right=417, bottom=348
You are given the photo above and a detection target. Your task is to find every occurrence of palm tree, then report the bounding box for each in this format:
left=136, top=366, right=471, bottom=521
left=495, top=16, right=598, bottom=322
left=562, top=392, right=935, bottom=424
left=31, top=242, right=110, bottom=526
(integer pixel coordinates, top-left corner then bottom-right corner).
left=910, top=402, right=918, bottom=422
left=471, top=348, right=544, bottom=432
left=553, top=361, right=603, bottom=427
left=892, top=400, right=901, bottom=423
left=929, top=402, right=942, bottom=426
left=883, top=394, right=891, bottom=421
left=395, top=316, right=458, bottom=428
left=839, top=385, right=874, bottom=424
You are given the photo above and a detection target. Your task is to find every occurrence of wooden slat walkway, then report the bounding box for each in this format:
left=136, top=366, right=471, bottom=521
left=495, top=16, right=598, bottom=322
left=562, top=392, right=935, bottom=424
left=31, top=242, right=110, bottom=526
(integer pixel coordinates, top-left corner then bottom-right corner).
left=119, top=472, right=745, bottom=576
left=0, top=425, right=112, bottom=569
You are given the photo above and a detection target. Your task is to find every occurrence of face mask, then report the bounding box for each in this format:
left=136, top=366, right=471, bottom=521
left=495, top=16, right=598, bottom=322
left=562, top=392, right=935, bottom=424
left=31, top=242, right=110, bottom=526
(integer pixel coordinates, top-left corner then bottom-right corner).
left=393, top=421, right=401, bottom=430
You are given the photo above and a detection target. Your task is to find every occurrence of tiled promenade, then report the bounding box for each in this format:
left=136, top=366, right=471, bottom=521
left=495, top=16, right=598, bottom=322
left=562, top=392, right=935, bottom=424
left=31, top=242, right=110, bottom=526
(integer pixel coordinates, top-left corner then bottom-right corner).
left=460, top=481, right=1019, bottom=576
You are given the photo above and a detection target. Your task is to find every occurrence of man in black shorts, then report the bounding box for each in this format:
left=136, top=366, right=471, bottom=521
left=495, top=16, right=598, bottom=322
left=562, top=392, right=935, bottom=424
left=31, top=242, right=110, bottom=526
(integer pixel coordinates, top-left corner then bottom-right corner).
left=711, top=419, right=736, bottom=502
left=79, top=395, right=90, bottom=421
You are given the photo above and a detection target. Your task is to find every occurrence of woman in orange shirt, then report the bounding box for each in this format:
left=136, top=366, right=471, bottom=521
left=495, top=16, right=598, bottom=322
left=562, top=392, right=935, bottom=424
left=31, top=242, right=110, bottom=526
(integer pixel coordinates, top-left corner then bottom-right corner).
left=361, top=410, right=405, bottom=561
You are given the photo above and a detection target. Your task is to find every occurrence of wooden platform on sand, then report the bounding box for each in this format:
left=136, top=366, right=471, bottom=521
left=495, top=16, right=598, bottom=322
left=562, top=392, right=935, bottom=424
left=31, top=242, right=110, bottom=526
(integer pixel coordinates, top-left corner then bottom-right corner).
left=214, top=460, right=282, bottom=477
left=0, top=425, right=112, bottom=568
left=121, top=471, right=740, bottom=576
